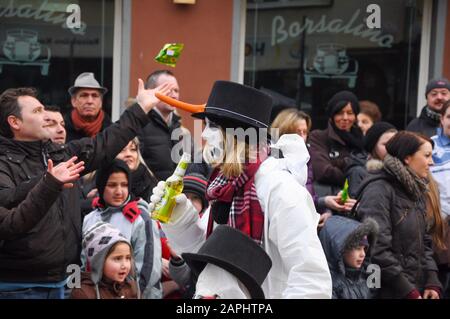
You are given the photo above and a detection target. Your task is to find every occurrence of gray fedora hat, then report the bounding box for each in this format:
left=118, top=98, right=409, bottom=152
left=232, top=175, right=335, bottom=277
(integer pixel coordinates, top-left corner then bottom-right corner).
left=68, top=72, right=108, bottom=96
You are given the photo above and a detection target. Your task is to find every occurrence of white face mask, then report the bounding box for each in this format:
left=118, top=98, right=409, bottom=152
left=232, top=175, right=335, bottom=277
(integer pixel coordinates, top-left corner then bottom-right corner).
left=194, top=263, right=251, bottom=299
left=202, top=118, right=224, bottom=165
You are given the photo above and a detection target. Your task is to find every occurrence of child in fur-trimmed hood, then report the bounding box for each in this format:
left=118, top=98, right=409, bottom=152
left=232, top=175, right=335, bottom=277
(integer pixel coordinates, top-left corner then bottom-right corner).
left=319, top=215, right=379, bottom=299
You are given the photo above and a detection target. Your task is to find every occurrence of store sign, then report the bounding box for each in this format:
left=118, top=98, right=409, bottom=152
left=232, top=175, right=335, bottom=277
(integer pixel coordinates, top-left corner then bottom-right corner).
left=0, top=0, right=86, bottom=35
left=271, top=9, right=394, bottom=48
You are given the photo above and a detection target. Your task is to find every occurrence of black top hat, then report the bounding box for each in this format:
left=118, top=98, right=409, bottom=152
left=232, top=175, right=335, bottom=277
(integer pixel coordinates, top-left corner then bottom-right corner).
left=193, top=81, right=273, bottom=129
left=155, top=81, right=273, bottom=130
left=182, top=225, right=272, bottom=299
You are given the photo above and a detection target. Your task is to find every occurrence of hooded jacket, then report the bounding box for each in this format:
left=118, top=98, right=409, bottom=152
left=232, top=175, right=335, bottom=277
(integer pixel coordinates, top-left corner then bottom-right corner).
left=0, top=103, right=150, bottom=283
left=319, top=215, right=378, bottom=299
left=161, top=134, right=333, bottom=299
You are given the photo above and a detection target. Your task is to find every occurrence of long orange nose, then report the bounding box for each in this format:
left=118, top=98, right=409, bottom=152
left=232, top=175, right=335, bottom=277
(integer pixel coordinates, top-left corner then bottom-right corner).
left=155, top=92, right=206, bottom=114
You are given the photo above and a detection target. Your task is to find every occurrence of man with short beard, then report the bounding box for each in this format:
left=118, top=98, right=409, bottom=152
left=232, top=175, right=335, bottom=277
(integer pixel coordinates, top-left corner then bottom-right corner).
left=407, top=78, right=450, bottom=137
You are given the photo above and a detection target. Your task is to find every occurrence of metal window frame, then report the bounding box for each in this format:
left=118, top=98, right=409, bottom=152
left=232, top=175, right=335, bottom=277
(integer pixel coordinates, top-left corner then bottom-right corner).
left=112, top=0, right=131, bottom=121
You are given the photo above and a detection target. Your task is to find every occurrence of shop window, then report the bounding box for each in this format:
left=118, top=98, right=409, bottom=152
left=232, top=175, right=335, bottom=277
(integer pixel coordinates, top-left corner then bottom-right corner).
left=0, top=0, right=114, bottom=116
left=245, top=0, right=424, bottom=129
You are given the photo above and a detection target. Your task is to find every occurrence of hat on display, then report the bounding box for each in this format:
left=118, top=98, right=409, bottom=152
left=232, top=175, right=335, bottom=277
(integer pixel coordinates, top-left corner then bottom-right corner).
left=182, top=225, right=272, bottom=299
left=68, top=72, right=108, bottom=96
left=155, top=80, right=273, bottom=129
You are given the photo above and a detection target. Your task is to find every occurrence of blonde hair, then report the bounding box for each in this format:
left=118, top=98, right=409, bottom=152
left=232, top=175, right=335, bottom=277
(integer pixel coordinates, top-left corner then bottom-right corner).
left=128, top=137, right=157, bottom=179
left=207, top=127, right=264, bottom=178
left=270, top=108, right=312, bottom=139
left=84, top=137, right=157, bottom=185
left=426, top=173, right=447, bottom=250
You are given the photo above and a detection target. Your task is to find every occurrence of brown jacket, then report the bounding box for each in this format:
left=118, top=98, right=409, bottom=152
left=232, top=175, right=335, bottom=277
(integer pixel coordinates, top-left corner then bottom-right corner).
left=308, top=122, right=352, bottom=187
left=70, top=272, right=139, bottom=299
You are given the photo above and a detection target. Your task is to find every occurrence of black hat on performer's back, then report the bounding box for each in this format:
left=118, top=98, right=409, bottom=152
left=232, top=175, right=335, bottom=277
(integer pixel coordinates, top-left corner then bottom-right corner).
left=182, top=225, right=272, bottom=299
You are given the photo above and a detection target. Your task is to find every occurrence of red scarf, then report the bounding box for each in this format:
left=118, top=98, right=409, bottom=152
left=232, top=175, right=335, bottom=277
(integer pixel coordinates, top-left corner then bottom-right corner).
left=206, top=160, right=265, bottom=245
left=71, top=109, right=105, bottom=137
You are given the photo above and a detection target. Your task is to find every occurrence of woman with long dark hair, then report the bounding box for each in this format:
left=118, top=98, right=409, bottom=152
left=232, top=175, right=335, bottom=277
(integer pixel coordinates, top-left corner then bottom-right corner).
left=355, top=131, right=442, bottom=299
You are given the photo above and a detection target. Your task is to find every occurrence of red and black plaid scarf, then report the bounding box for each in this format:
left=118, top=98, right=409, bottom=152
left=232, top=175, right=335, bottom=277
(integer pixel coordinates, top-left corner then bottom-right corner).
left=205, top=160, right=265, bottom=245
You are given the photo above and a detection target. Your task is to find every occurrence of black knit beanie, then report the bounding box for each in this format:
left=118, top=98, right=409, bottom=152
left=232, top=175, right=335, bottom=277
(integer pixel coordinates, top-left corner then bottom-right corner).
left=327, top=91, right=360, bottom=118
left=96, top=159, right=131, bottom=206
left=425, top=78, right=450, bottom=97
left=183, top=172, right=208, bottom=212
left=364, top=121, right=396, bottom=154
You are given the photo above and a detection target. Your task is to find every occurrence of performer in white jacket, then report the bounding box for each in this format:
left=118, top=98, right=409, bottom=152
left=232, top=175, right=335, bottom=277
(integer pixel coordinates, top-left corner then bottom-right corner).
left=150, top=81, right=332, bottom=299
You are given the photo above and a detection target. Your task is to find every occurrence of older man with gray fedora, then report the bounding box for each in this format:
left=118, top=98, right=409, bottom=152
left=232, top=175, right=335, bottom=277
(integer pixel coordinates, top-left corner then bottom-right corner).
left=65, top=72, right=112, bottom=142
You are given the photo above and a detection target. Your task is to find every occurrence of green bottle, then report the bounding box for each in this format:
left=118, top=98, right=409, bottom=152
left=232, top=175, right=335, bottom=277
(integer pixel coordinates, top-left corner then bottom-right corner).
left=152, top=153, right=191, bottom=223
left=341, top=178, right=349, bottom=204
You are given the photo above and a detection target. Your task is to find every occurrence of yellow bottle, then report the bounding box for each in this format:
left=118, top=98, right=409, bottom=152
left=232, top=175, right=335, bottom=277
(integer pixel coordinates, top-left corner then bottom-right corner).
left=151, top=153, right=191, bottom=223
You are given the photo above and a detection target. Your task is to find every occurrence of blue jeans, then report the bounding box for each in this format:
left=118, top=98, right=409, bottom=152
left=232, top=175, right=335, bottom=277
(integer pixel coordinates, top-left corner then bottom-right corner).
left=0, top=286, right=65, bottom=299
